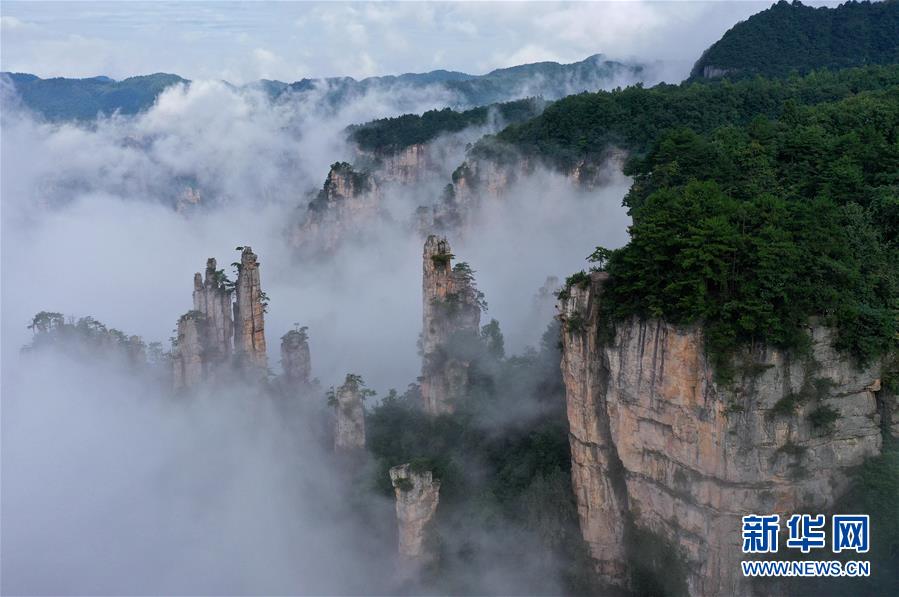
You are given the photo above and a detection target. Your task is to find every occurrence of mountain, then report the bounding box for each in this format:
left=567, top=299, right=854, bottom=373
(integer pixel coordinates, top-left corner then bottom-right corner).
left=282, top=54, right=647, bottom=109
left=347, top=97, right=547, bottom=154
left=1, top=54, right=648, bottom=122
left=691, top=0, right=899, bottom=80
left=1, top=72, right=187, bottom=121
left=476, top=65, right=899, bottom=168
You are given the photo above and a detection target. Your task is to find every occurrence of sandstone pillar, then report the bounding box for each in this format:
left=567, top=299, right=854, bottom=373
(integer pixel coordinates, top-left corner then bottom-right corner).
left=389, top=463, right=441, bottom=561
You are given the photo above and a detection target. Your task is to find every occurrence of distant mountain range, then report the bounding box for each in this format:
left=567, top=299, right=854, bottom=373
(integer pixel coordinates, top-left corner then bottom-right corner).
left=2, top=54, right=650, bottom=122
left=691, top=0, right=899, bottom=80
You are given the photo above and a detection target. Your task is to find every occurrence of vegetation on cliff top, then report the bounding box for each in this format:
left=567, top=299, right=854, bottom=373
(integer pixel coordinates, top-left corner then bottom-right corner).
left=347, top=97, right=546, bottom=153
left=690, top=0, right=899, bottom=80
left=476, top=65, right=899, bottom=170
left=3, top=72, right=186, bottom=121
left=592, top=84, right=898, bottom=374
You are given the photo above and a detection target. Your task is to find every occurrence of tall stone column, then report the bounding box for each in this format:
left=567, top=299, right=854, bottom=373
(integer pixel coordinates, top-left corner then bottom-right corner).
left=192, top=257, right=233, bottom=363
left=420, top=235, right=481, bottom=414
left=389, top=463, right=441, bottom=562
left=334, top=374, right=366, bottom=451
left=172, top=311, right=207, bottom=391
left=234, top=246, right=267, bottom=374
left=280, top=327, right=312, bottom=388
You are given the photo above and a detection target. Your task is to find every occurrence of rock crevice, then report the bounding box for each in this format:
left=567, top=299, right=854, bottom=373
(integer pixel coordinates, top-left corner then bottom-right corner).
left=559, top=272, right=884, bottom=596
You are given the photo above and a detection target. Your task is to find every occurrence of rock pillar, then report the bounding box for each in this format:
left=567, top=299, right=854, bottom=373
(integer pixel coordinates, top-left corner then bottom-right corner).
left=420, top=235, right=481, bottom=414
left=192, top=257, right=233, bottom=363
left=280, top=327, right=312, bottom=388
left=234, top=246, right=267, bottom=373
left=172, top=311, right=207, bottom=391
left=389, top=463, right=441, bottom=561
left=334, top=375, right=366, bottom=451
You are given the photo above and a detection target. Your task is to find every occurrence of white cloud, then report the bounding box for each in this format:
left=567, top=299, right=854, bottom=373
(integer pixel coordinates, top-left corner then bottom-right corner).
left=1, top=15, right=27, bottom=29
left=1, top=1, right=782, bottom=82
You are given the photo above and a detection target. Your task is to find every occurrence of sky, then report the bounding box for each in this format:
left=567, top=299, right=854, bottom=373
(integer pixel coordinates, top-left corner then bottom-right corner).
left=0, top=1, right=840, bottom=84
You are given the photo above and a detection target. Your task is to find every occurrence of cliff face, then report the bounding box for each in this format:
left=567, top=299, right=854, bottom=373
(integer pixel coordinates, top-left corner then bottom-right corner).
left=192, top=258, right=233, bottom=363
left=173, top=257, right=234, bottom=391
left=420, top=235, right=482, bottom=415
left=424, top=154, right=621, bottom=234
left=334, top=376, right=366, bottom=451
left=292, top=163, right=381, bottom=253
left=280, top=328, right=311, bottom=389
left=389, top=463, right=441, bottom=561
left=172, top=311, right=207, bottom=391
left=234, top=246, right=267, bottom=374
left=559, top=272, right=885, bottom=595
left=356, top=144, right=438, bottom=185
left=172, top=251, right=269, bottom=390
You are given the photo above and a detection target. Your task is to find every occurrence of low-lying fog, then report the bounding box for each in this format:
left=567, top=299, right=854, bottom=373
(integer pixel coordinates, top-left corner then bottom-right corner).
left=1, top=77, right=630, bottom=594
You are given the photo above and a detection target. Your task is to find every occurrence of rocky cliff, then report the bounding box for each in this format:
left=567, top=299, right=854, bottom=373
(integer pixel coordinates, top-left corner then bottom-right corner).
left=389, top=463, right=441, bottom=562
left=424, top=153, right=623, bottom=234
left=420, top=235, right=482, bottom=415
left=172, top=311, right=208, bottom=391
left=334, top=374, right=366, bottom=451
left=354, top=144, right=441, bottom=185
left=172, top=251, right=269, bottom=390
left=233, top=246, right=267, bottom=374
left=292, top=162, right=382, bottom=254
left=193, top=258, right=233, bottom=363
left=559, top=272, right=886, bottom=595
left=280, top=327, right=311, bottom=390
left=172, top=257, right=235, bottom=391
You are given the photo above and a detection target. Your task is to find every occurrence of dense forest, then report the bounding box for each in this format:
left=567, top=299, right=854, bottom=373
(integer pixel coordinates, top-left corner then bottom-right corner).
left=2, top=72, right=186, bottom=120
left=691, top=0, right=899, bottom=80
left=365, top=319, right=603, bottom=594
left=347, top=98, right=546, bottom=153
left=476, top=65, right=899, bottom=170
left=593, top=86, right=898, bottom=377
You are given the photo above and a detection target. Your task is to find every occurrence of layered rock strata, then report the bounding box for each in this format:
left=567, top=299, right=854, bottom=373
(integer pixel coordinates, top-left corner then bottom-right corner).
left=233, top=246, right=267, bottom=374
left=559, top=272, right=884, bottom=596
left=192, top=258, right=233, bottom=363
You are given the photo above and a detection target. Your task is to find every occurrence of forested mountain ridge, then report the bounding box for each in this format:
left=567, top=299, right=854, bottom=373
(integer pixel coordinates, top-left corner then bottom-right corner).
left=691, top=0, right=899, bottom=80
left=474, top=65, right=899, bottom=169
left=1, top=54, right=647, bottom=122
left=347, top=97, right=547, bottom=154
left=1, top=72, right=186, bottom=121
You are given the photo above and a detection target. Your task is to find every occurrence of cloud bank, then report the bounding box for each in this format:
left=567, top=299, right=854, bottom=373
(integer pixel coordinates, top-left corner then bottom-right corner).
left=2, top=70, right=630, bottom=595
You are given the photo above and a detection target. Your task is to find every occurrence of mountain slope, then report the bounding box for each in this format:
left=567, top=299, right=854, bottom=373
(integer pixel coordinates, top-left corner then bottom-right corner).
left=476, top=65, right=899, bottom=168
left=347, top=97, right=547, bottom=154
left=691, top=0, right=899, bottom=80
left=1, top=73, right=186, bottom=120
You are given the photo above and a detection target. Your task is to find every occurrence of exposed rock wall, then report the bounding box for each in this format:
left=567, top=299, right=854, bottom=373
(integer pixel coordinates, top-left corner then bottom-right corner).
left=292, top=162, right=381, bottom=253
left=389, top=463, right=441, bottom=561
left=357, top=144, right=436, bottom=184
left=280, top=328, right=311, bottom=389
left=559, top=272, right=884, bottom=596
left=420, top=235, right=482, bottom=414
left=172, top=311, right=207, bottom=391
left=334, top=375, right=366, bottom=451
left=234, top=246, right=267, bottom=374
left=192, top=258, right=233, bottom=363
